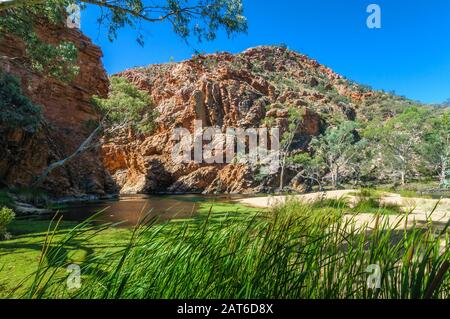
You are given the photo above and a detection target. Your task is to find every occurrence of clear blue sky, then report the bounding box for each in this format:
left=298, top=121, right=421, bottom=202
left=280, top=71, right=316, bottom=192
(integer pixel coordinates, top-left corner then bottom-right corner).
left=80, top=0, right=450, bottom=104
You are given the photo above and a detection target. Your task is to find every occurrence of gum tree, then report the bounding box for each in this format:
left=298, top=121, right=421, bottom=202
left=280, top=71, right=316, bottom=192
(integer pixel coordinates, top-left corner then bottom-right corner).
left=421, top=110, right=450, bottom=188
left=33, top=77, right=158, bottom=187
left=310, top=121, right=364, bottom=189
left=279, top=107, right=303, bottom=190
left=0, top=0, right=247, bottom=186
left=364, top=107, right=431, bottom=185
left=0, top=0, right=247, bottom=79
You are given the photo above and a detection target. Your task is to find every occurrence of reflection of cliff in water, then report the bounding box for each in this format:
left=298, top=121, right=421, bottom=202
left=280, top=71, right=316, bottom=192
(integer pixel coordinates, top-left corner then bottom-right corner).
left=52, top=194, right=252, bottom=227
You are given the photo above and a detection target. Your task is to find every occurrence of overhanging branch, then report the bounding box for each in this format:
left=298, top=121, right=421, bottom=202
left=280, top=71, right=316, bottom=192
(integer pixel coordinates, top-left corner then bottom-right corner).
left=0, top=0, right=203, bottom=24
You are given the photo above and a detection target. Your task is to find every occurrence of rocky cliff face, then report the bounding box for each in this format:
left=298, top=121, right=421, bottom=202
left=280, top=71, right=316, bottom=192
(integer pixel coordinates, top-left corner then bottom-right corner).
left=102, top=46, right=377, bottom=194
left=0, top=22, right=116, bottom=197
left=0, top=22, right=412, bottom=197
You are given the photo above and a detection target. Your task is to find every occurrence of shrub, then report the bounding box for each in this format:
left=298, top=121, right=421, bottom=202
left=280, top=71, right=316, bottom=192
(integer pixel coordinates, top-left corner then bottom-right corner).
left=311, top=197, right=350, bottom=209
left=0, top=190, right=14, bottom=208
left=0, top=207, right=15, bottom=240
left=353, top=196, right=401, bottom=215
left=0, top=71, right=42, bottom=132
left=92, top=77, right=158, bottom=135
left=10, top=187, right=48, bottom=207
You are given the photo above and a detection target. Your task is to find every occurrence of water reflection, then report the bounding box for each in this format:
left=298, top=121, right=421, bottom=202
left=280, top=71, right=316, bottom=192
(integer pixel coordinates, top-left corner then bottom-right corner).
left=55, top=194, right=243, bottom=227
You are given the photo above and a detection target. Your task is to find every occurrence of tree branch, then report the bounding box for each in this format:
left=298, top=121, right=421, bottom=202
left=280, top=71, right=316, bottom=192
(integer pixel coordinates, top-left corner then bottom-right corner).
left=0, top=0, right=45, bottom=10
left=0, top=0, right=203, bottom=24
left=32, top=122, right=103, bottom=187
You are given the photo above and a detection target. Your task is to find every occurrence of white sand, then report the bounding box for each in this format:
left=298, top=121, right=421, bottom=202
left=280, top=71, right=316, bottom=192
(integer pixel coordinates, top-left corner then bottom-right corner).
left=237, top=190, right=450, bottom=231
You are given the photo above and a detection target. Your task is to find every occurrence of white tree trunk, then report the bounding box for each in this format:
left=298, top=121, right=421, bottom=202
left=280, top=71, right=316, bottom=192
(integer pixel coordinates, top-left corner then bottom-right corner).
left=32, top=124, right=103, bottom=188
left=439, top=157, right=447, bottom=187
left=400, top=171, right=405, bottom=185
left=279, top=158, right=286, bottom=191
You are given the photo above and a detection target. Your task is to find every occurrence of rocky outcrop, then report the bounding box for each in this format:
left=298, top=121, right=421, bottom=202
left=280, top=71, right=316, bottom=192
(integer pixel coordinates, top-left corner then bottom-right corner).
left=101, top=46, right=367, bottom=194
left=0, top=22, right=116, bottom=197
left=0, top=23, right=405, bottom=197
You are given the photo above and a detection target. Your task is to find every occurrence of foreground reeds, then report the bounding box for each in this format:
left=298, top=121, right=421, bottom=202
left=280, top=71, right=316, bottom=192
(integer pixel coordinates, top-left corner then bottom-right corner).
left=21, top=200, right=450, bottom=299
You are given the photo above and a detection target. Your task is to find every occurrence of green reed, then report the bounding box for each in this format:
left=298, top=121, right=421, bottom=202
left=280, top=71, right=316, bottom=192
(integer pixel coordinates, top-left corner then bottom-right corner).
left=23, top=200, right=449, bottom=299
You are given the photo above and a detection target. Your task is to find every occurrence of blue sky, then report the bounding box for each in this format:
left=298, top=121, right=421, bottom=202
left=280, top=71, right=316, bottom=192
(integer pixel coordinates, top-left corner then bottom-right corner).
left=80, top=0, right=450, bottom=104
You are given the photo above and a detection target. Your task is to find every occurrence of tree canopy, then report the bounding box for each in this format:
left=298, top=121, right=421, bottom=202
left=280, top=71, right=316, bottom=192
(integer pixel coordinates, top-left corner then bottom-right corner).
left=309, top=121, right=363, bottom=189
left=34, top=76, right=158, bottom=187
left=0, top=71, right=42, bottom=132
left=0, top=0, right=247, bottom=79
left=93, top=76, right=158, bottom=135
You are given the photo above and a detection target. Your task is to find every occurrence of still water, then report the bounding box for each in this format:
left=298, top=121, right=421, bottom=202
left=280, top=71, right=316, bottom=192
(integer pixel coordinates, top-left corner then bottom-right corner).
left=52, top=195, right=246, bottom=227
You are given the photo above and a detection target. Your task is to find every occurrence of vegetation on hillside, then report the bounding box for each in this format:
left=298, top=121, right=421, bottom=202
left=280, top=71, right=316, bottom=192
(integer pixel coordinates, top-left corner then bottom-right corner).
left=191, top=47, right=449, bottom=191
left=0, top=0, right=247, bottom=80
left=93, top=76, right=158, bottom=135
left=286, top=107, right=449, bottom=190
left=0, top=71, right=42, bottom=132
left=34, top=76, right=158, bottom=187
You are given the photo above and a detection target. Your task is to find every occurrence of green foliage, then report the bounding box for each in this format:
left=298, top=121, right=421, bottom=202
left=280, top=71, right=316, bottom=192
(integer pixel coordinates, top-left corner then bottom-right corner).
left=363, top=107, right=437, bottom=185
left=310, top=121, right=363, bottom=188
left=280, top=106, right=302, bottom=146
left=377, top=187, right=433, bottom=199
left=9, top=187, right=48, bottom=206
left=0, top=71, right=42, bottom=132
left=310, top=197, right=349, bottom=210
left=14, top=201, right=450, bottom=299
left=0, top=0, right=247, bottom=79
left=93, top=77, right=158, bottom=134
left=29, top=40, right=79, bottom=81
left=0, top=1, right=79, bottom=80
left=357, top=188, right=383, bottom=199
left=0, top=207, right=15, bottom=240
left=290, top=152, right=325, bottom=189
left=261, top=116, right=276, bottom=128
left=0, top=190, right=14, bottom=208
left=421, top=110, right=450, bottom=188
left=357, top=91, right=416, bottom=121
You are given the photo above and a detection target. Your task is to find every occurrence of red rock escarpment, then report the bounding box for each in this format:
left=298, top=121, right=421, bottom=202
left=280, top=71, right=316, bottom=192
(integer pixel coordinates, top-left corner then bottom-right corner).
left=0, top=22, right=116, bottom=197
left=102, top=46, right=365, bottom=194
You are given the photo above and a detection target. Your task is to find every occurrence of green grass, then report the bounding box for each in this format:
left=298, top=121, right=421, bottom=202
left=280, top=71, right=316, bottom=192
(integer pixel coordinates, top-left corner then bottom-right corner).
left=356, top=188, right=384, bottom=199
left=310, top=197, right=350, bottom=209
left=0, top=217, right=132, bottom=298
left=377, top=187, right=433, bottom=199
left=308, top=192, right=401, bottom=215
left=374, top=181, right=450, bottom=199
left=0, top=201, right=258, bottom=298
left=353, top=197, right=402, bottom=215
left=0, top=200, right=449, bottom=299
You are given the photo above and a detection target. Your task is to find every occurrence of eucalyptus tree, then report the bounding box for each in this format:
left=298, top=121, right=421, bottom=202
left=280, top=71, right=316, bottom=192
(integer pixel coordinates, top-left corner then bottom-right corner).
left=278, top=107, right=303, bottom=190
left=0, top=0, right=247, bottom=186
left=34, top=76, right=158, bottom=187
left=310, top=121, right=364, bottom=189
left=364, top=107, right=431, bottom=185
left=421, top=110, right=450, bottom=188
left=0, top=0, right=247, bottom=79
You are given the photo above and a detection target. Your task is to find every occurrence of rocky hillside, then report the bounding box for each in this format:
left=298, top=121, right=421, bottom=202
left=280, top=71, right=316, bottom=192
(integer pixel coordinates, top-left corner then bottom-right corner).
left=104, top=46, right=416, bottom=194
left=0, top=18, right=419, bottom=197
left=0, top=22, right=116, bottom=197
